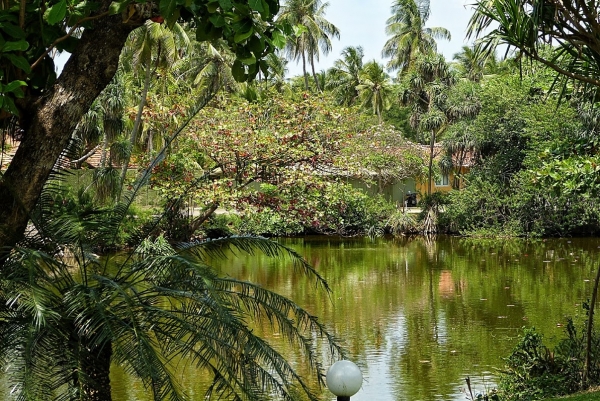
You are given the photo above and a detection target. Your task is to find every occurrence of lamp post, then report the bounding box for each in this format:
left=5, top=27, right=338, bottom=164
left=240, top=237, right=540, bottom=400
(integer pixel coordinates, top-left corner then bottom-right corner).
left=326, top=360, right=363, bottom=401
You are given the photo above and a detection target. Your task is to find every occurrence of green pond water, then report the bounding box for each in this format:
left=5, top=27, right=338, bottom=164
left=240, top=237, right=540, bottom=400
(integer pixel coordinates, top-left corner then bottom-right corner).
left=113, top=235, right=600, bottom=401
left=4, top=236, right=600, bottom=400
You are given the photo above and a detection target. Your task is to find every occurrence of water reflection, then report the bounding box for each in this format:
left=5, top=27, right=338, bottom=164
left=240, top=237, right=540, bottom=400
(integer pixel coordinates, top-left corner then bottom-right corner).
left=223, top=236, right=599, bottom=401
left=3, top=236, right=598, bottom=400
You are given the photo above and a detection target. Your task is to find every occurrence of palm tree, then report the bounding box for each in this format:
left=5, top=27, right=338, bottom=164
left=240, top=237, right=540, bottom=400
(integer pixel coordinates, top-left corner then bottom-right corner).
left=118, top=21, right=191, bottom=199
left=356, top=61, right=393, bottom=124
left=326, top=46, right=364, bottom=106
left=400, top=53, right=481, bottom=196
left=382, top=0, right=450, bottom=74
left=264, top=51, right=290, bottom=92
left=278, top=0, right=340, bottom=91
left=453, top=45, right=486, bottom=82
left=178, top=39, right=239, bottom=96
left=0, top=168, right=344, bottom=401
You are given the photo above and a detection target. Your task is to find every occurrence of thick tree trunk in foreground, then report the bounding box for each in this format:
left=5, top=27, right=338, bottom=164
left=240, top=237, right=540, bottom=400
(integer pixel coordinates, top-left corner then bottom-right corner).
left=0, top=4, right=139, bottom=253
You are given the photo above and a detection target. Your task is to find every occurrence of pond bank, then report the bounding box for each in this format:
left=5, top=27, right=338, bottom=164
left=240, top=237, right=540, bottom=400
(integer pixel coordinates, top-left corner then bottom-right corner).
left=545, top=388, right=600, bottom=400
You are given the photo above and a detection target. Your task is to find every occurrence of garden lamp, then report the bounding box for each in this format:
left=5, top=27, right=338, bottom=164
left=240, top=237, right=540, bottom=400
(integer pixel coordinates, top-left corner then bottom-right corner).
left=326, top=360, right=363, bottom=401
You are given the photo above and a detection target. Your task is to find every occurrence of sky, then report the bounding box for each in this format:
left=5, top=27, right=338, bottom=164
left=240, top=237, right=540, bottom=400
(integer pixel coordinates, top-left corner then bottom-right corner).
left=285, top=0, right=474, bottom=77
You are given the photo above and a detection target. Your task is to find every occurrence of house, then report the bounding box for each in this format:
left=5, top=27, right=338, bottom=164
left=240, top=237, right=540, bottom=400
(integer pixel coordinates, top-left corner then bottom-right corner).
left=341, top=142, right=475, bottom=208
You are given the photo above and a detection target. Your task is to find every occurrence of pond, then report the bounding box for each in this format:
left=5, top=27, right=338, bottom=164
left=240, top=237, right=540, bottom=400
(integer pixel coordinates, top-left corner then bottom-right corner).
left=110, top=235, right=600, bottom=400
left=4, top=236, right=598, bottom=400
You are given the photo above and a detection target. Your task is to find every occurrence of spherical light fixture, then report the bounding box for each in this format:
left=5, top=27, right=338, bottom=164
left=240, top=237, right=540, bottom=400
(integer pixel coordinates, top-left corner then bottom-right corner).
left=326, top=360, right=363, bottom=401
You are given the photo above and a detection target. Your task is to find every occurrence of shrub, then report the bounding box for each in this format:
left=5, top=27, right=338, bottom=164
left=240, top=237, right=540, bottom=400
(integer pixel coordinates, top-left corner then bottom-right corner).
left=499, top=320, right=600, bottom=401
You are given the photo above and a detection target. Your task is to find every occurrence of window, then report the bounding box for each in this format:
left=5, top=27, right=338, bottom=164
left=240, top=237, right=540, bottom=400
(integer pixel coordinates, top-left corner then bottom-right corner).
left=435, top=174, right=449, bottom=187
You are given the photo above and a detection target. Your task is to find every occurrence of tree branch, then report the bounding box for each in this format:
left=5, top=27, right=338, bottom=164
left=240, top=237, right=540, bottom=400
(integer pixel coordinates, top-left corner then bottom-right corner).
left=30, top=11, right=110, bottom=71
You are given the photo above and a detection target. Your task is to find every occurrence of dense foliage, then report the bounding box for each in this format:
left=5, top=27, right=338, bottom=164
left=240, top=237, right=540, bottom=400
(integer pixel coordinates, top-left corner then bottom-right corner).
left=499, top=321, right=600, bottom=400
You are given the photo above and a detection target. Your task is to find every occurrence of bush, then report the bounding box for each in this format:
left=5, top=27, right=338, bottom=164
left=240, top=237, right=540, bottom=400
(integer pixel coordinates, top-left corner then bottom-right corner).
left=499, top=320, right=600, bottom=401
left=237, top=182, right=394, bottom=237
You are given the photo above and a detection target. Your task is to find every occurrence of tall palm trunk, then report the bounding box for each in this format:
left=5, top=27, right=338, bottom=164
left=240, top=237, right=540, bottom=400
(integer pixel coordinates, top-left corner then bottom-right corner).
left=309, top=53, right=320, bottom=91
left=428, top=129, right=435, bottom=196
left=301, top=51, right=309, bottom=90
left=119, top=52, right=152, bottom=200
left=100, top=131, right=109, bottom=168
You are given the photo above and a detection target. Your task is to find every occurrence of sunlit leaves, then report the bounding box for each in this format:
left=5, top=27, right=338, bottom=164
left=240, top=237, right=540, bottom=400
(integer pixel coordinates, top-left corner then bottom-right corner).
left=45, top=0, right=68, bottom=25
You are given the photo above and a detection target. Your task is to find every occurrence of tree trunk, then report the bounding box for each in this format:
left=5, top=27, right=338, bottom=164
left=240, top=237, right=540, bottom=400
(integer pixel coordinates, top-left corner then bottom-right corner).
left=119, top=51, right=152, bottom=200
left=309, top=52, right=320, bottom=91
left=301, top=51, right=309, bottom=91
left=428, top=129, right=435, bottom=196
left=78, top=342, right=113, bottom=401
left=0, top=3, right=139, bottom=254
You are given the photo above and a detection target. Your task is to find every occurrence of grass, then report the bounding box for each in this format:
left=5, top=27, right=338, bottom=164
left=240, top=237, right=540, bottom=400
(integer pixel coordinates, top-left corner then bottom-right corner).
left=545, top=389, right=600, bottom=400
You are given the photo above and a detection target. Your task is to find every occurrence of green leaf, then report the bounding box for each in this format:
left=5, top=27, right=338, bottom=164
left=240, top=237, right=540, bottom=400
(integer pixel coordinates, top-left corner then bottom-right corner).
left=209, top=14, right=226, bottom=28
left=258, top=59, right=269, bottom=78
left=271, top=30, right=286, bottom=49
left=234, top=26, right=253, bottom=43
left=247, top=35, right=264, bottom=57
left=0, top=22, right=26, bottom=39
left=108, top=0, right=130, bottom=15
left=261, top=0, right=270, bottom=17
left=239, top=53, right=256, bottom=65
left=4, top=80, right=26, bottom=97
left=3, top=39, right=28, bottom=52
left=249, top=0, right=264, bottom=12
left=0, top=95, right=19, bottom=116
left=218, top=0, right=233, bottom=10
left=46, top=0, right=67, bottom=25
left=206, top=2, right=219, bottom=12
left=4, top=53, right=31, bottom=73
left=264, top=0, right=278, bottom=15
left=293, top=24, right=307, bottom=37
left=159, top=0, right=178, bottom=23
left=231, top=59, right=247, bottom=82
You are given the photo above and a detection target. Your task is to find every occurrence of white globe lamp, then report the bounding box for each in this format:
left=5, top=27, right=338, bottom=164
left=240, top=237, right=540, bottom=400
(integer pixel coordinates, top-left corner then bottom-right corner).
left=326, top=360, right=363, bottom=401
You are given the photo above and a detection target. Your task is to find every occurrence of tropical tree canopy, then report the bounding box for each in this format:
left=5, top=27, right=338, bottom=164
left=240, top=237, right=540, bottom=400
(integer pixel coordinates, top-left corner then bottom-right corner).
left=0, top=0, right=285, bottom=253
left=467, top=0, right=600, bottom=96
left=357, top=61, right=393, bottom=124
left=327, top=46, right=365, bottom=106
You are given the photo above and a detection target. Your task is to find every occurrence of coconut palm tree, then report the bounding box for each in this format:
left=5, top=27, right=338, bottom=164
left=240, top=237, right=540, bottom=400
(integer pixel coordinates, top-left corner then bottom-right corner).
left=326, top=46, right=364, bottom=106
left=357, top=61, right=393, bottom=124
left=177, top=39, right=239, bottom=97
left=264, top=51, right=290, bottom=92
left=278, top=0, right=340, bottom=91
left=382, top=0, right=450, bottom=75
left=452, top=45, right=486, bottom=82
